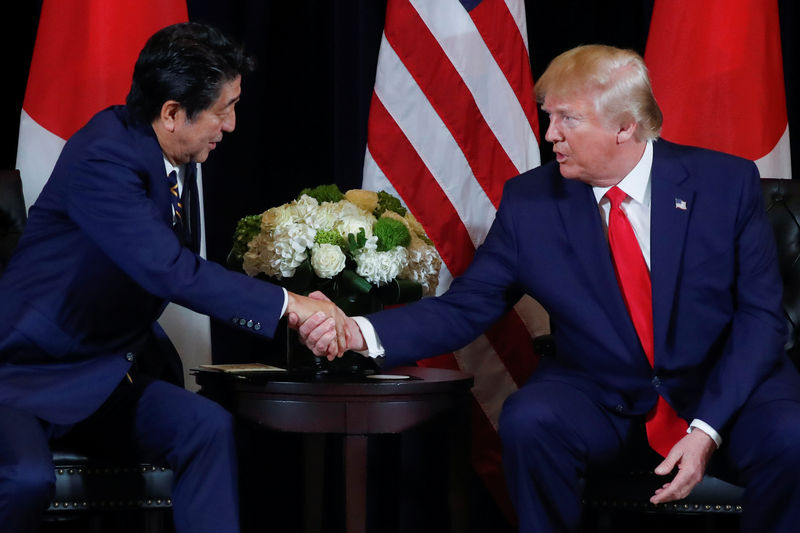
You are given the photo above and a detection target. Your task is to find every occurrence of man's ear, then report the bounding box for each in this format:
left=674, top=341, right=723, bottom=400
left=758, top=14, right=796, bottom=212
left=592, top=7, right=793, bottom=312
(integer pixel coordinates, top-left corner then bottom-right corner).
left=616, top=121, right=638, bottom=144
left=158, top=100, right=183, bottom=133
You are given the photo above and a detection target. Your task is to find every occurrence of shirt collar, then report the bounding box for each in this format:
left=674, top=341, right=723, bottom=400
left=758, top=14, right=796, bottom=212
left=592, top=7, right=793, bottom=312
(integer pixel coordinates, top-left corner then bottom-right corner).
left=163, top=156, right=182, bottom=181
left=592, top=140, right=653, bottom=206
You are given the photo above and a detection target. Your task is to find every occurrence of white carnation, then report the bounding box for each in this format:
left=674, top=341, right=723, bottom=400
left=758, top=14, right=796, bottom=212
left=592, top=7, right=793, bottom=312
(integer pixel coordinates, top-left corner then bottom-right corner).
left=305, top=201, right=342, bottom=231
left=311, top=243, right=347, bottom=279
left=293, top=194, right=320, bottom=219
left=354, top=246, right=408, bottom=285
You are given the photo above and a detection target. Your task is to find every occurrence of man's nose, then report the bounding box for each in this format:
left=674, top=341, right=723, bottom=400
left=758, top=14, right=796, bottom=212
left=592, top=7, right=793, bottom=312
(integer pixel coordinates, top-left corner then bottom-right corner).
left=544, top=120, right=560, bottom=143
left=223, top=110, right=236, bottom=132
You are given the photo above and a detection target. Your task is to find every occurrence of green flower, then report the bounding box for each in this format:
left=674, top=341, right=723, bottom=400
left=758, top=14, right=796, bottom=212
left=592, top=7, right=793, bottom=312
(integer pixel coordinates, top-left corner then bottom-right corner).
left=230, top=214, right=263, bottom=262
left=374, top=217, right=410, bottom=252
left=299, top=184, right=345, bottom=203
left=375, top=190, right=407, bottom=217
left=314, top=229, right=346, bottom=248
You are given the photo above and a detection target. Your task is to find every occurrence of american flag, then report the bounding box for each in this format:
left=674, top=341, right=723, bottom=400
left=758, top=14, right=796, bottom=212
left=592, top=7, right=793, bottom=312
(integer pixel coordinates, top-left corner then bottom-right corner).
left=361, top=0, right=547, bottom=518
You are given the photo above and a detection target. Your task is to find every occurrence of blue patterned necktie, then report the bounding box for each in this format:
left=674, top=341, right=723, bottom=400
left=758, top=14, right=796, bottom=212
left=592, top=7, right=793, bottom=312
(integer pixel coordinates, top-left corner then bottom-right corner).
left=167, top=170, right=183, bottom=225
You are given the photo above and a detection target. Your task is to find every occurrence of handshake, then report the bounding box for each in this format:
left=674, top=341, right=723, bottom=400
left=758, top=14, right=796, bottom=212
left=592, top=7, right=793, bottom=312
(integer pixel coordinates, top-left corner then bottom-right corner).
left=284, top=290, right=367, bottom=360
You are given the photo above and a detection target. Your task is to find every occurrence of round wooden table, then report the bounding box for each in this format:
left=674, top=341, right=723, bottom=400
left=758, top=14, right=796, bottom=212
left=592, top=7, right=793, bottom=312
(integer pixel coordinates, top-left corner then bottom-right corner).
left=195, top=366, right=474, bottom=533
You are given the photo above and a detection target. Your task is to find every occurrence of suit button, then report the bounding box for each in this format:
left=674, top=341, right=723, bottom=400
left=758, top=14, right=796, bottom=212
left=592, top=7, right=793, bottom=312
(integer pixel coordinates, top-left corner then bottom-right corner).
left=652, top=376, right=661, bottom=388
left=246, top=320, right=253, bottom=328
left=254, top=322, right=261, bottom=331
left=126, top=352, right=135, bottom=362
left=239, top=318, right=246, bottom=326
left=231, top=317, right=239, bottom=324
left=615, top=404, right=624, bottom=413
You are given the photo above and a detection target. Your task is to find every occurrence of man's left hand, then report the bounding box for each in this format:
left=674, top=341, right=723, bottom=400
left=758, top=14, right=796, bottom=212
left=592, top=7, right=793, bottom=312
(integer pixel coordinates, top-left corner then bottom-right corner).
left=650, top=428, right=717, bottom=504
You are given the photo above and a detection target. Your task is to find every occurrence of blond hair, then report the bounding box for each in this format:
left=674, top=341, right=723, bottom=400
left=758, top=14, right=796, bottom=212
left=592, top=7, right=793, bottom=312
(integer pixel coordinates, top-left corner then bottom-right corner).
left=535, top=44, right=662, bottom=141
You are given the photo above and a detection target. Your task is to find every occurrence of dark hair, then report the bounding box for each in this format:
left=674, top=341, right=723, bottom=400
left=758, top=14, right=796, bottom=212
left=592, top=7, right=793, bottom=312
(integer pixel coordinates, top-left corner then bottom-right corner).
left=126, top=22, right=255, bottom=124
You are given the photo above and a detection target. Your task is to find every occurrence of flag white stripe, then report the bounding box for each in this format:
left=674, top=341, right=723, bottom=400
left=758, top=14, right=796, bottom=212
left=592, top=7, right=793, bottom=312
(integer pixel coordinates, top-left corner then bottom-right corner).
left=504, top=0, right=529, bottom=52
left=409, top=0, right=539, bottom=173
left=16, top=110, right=66, bottom=211
left=374, top=33, right=497, bottom=247
left=755, top=124, right=792, bottom=179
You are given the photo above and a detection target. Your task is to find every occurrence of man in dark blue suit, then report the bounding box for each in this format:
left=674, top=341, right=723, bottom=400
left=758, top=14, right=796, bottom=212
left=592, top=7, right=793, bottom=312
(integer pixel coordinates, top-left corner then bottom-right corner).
left=296, top=45, right=800, bottom=532
left=0, top=22, right=348, bottom=533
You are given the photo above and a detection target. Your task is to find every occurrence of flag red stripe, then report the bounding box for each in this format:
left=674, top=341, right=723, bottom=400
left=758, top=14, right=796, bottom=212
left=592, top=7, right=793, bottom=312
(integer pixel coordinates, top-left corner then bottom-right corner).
left=367, top=93, right=476, bottom=277
left=484, top=312, right=538, bottom=386
left=384, top=0, right=519, bottom=208
left=469, top=0, right=539, bottom=142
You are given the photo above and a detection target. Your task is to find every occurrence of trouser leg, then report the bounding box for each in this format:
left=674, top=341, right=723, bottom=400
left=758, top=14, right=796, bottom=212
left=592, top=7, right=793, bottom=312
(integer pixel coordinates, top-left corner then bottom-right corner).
left=0, top=405, right=55, bottom=533
left=498, top=380, right=632, bottom=533
left=725, top=395, right=800, bottom=533
left=65, top=374, right=240, bottom=533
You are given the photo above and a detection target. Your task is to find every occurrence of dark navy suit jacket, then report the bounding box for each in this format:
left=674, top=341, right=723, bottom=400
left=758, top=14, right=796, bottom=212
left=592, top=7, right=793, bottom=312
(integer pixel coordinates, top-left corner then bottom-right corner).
left=0, top=106, right=284, bottom=425
left=371, top=140, right=800, bottom=434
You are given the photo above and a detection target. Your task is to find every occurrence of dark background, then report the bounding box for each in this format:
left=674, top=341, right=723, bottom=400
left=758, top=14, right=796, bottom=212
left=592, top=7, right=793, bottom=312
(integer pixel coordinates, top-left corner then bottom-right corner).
left=4, top=1, right=797, bottom=280
left=2, top=2, right=798, bottom=531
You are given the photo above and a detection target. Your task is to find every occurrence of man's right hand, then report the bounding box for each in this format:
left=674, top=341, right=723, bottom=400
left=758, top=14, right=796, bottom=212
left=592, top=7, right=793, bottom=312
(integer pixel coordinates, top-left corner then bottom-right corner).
left=286, top=292, right=366, bottom=360
left=284, top=291, right=350, bottom=356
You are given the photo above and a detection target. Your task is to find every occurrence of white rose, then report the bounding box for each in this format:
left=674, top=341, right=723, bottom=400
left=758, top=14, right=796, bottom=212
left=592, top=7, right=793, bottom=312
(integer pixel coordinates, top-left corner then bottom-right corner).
left=311, top=243, right=347, bottom=279
left=337, top=214, right=376, bottom=241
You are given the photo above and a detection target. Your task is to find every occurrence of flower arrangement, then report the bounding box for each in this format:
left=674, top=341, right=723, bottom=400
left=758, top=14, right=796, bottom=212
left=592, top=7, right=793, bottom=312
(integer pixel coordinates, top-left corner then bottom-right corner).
left=228, top=184, right=442, bottom=316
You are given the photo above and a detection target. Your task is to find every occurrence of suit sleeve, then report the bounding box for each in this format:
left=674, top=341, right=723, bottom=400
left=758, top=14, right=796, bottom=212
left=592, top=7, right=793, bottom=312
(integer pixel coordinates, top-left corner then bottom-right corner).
left=65, top=138, right=285, bottom=338
left=692, top=163, right=788, bottom=432
left=368, top=182, right=525, bottom=367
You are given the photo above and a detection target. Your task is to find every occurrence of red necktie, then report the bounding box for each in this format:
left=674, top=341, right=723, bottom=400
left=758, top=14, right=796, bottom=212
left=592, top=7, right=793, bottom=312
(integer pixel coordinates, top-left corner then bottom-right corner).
left=605, top=186, right=687, bottom=457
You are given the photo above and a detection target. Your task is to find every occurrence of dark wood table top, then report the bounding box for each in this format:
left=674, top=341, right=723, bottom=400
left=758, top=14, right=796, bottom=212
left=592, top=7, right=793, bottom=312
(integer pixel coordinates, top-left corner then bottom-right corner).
left=194, top=365, right=474, bottom=435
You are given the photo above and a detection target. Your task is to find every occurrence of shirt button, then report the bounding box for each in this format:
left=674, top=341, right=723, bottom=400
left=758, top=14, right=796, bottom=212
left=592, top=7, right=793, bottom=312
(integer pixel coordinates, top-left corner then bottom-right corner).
left=126, top=352, right=135, bottom=362
left=652, top=376, right=661, bottom=388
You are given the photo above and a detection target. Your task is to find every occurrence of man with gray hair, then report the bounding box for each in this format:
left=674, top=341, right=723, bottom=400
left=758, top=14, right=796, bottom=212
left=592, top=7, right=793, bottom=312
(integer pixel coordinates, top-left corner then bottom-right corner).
left=296, top=44, right=800, bottom=532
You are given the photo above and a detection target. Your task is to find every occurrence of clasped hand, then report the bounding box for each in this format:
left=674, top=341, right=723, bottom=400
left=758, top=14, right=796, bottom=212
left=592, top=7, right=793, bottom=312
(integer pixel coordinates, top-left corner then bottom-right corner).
left=285, top=291, right=365, bottom=360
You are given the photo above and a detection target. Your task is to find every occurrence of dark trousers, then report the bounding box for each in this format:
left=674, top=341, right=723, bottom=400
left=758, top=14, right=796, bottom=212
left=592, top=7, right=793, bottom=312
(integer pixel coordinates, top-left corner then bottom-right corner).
left=0, top=372, right=240, bottom=533
left=498, top=376, right=800, bottom=533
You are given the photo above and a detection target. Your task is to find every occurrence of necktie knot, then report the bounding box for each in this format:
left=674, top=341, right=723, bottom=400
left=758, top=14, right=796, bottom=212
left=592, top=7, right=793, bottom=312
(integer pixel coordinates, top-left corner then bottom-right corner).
left=605, top=186, right=627, bottom=210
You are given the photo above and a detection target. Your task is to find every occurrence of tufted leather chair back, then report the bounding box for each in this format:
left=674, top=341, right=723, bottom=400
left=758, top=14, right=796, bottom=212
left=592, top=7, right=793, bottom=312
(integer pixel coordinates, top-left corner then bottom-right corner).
left=0, top=170, right=26, bottom=276
left=762, top=178, right=800, bottom=366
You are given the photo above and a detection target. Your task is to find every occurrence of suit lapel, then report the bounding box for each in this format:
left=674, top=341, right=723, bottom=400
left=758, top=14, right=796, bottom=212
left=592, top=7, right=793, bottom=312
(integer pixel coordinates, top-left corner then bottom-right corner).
left=650, top=142, right=694, bottom=353
left=130, top=117, right=174, bottom=228
left=556, top=178, right=636, bottom=345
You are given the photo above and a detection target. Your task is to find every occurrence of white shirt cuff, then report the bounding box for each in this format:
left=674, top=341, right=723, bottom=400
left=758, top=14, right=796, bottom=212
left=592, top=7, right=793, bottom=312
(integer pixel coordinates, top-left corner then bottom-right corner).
left=688, top=419, right=722, bottom=448
left=280, top=288, right=288, bottom=317
left=351, top=316, right=385, bottom=358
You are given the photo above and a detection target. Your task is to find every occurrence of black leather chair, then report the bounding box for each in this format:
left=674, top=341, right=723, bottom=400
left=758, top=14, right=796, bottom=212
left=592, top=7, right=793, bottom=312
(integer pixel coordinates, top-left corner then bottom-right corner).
left=0, top=170, right=174, bottom=532
left=539, top=178, right=800, bottom=522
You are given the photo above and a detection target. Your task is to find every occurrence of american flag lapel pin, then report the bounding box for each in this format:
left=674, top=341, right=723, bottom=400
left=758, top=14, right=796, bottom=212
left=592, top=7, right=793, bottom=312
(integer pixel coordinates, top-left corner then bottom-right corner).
left=675, top=198, right=687, bottom=210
